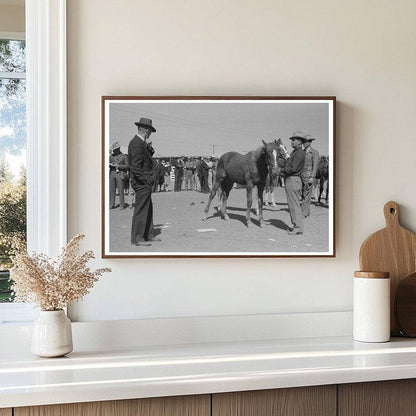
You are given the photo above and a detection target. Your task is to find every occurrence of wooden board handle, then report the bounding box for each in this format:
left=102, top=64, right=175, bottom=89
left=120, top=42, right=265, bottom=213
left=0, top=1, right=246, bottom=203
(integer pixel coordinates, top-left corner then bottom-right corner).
left=384, top=201, right=400, bottom=228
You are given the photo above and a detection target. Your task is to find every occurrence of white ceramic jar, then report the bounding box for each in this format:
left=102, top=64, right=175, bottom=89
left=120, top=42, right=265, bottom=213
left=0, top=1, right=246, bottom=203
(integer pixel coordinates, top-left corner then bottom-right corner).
left=31, top=310, right=73, bottom=357
left=353, top=271, right=390, bottom=343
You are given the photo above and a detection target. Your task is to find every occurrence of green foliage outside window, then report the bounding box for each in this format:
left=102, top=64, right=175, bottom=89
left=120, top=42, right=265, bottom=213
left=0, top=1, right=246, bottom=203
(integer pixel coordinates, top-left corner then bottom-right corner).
left=0, top=162, right=26, bottom=302
left=0, top=38, right=27, bottom=302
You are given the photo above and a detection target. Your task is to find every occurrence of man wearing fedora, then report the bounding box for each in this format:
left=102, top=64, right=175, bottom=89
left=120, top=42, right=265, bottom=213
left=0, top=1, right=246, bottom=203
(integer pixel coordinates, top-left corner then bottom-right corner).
left=109, top=141, right=129, bottom=210
left=301, top=134, right=320, bottom=218
left=281, top=131, right=306, bottom=235
left=128, top=117, right=160, bottom=246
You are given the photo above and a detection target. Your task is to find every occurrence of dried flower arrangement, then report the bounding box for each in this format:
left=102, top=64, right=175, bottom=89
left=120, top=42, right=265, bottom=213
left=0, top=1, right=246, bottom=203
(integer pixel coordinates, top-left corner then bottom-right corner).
left=10, top=234, right=111, bottom=311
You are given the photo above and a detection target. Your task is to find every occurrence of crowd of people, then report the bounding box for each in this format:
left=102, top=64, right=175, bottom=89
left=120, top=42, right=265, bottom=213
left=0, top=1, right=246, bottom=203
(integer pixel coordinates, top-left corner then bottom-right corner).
left=109, top=117, right=327, bottom=245
left=109, top=150, right=219, bottom=206
left=152, top=156, right=217, bottom=193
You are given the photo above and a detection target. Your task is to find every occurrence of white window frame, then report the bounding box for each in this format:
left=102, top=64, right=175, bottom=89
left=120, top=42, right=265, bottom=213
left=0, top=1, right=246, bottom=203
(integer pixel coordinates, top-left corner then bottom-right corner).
left=0, top=0, right=67, bottom=323
left=0, top=31, right=29, bottom=322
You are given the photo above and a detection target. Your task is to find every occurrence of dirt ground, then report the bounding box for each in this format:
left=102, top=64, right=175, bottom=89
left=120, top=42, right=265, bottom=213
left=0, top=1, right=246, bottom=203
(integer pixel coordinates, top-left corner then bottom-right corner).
left=109, top=186, right=329, bottom=254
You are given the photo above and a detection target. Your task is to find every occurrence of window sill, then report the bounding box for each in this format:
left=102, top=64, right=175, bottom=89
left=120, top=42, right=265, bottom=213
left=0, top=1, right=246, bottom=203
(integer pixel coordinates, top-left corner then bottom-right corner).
left=1, top=334, right=416, bottom=408
left=0, top=303, right=35, bottom=324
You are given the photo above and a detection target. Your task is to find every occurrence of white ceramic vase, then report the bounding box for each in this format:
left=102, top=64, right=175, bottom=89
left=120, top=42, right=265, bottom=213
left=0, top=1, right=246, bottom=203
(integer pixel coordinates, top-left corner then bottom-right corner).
left=31, top=310, right=73, bottom=357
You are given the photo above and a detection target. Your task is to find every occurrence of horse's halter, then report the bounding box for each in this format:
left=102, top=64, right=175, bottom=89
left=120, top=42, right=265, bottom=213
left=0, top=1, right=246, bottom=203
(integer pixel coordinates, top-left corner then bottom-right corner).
left=266, top=147, right=279, bottom=180
left=266, top=142, right=288, bottom=180
left=279, top=143, right=290, bottom=160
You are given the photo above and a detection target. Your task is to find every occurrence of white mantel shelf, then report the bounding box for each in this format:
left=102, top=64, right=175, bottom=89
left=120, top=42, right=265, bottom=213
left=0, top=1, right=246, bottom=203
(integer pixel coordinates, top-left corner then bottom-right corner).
left=2, top=336, right=416, bottom=409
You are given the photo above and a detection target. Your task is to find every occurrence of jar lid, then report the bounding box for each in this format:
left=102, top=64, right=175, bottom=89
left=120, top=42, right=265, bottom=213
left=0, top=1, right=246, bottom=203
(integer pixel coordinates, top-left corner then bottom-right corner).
left=354, top=271, right=390, bottom=279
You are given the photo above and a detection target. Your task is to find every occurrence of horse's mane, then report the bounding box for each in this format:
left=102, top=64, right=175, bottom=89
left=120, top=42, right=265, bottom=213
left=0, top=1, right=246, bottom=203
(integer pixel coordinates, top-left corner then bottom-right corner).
left=249, top=145, right=266, bottom=160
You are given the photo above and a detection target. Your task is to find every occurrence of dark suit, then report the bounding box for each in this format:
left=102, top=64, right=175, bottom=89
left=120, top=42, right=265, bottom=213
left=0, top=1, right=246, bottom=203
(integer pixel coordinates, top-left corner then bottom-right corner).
left=128, top=135, right=156, bottom=244
left=198, top=160, right=210, bottom=193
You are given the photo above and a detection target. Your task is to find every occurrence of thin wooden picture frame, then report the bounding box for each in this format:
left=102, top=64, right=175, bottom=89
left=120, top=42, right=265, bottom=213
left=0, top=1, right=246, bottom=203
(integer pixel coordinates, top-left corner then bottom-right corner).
left=102, top=96, right=336, bottom=258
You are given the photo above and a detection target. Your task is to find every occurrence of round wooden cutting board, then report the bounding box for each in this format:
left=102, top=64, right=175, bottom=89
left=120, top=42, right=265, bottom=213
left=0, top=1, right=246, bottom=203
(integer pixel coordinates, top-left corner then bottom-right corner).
left=359, top=201, right=416, bottom=336
left=395, top=273, right=416, bottom=337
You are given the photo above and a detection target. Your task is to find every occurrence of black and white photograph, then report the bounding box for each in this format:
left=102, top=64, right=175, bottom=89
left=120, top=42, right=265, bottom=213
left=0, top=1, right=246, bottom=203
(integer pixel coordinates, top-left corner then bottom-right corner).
left=102, top=97, right=335, bottom=257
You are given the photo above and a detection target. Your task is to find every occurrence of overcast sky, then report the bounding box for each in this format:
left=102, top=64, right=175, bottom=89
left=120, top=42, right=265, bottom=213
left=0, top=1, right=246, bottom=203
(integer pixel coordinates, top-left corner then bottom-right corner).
left=108, top=101, right=331, bottom=158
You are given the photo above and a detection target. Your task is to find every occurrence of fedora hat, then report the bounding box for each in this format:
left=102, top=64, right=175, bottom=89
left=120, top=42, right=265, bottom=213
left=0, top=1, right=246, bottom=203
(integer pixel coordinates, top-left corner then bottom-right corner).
left=305, top=134, right=316, bottom=142
left=110, top=141, right=120, bottom=151
left=134, top=117, right=156, bottom=132
left=289, top=131, right=308, bottom=141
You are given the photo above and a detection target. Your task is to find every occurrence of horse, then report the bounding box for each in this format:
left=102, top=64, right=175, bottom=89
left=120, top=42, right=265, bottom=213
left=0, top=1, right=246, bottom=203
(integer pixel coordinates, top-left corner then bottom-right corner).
left=263, top=140, right=289, bottom=206
left=315, top=156, right=329, bottom=205
left=202, top=139, right=288, bottom=227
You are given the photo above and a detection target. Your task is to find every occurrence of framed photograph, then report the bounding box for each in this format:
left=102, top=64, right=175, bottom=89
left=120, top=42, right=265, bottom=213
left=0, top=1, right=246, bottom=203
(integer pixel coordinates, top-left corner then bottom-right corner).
left=102, top=96, right=336, bottom=258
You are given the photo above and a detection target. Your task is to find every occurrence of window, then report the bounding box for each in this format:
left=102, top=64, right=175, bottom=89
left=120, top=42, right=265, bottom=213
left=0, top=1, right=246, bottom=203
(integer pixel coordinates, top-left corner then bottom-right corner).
left=0, top=34, right=26, bottom=306
left=0, top=0, right=67, bottom=324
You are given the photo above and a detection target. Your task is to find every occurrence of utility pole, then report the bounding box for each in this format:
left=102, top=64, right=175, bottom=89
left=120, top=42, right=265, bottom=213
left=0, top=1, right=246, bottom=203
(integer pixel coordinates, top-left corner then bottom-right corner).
left=211, top=144, right=217, bottom=155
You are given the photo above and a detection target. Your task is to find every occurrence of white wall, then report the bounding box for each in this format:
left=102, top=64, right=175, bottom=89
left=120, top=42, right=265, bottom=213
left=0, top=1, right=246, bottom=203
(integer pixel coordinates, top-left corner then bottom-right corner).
left=67, top=0, right=416, bottom=322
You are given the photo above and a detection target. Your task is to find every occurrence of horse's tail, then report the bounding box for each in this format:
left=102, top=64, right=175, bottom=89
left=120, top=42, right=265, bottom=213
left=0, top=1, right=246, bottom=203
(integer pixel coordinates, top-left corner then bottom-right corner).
left=214, top=157, right=226, bottom=182
left=215, top=152, right=239, bottom=182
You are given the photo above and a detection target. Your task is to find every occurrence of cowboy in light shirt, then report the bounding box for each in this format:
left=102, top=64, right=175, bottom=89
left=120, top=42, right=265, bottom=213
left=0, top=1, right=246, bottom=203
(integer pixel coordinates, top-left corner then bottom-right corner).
left=301, top=134, right=319, bottom=218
